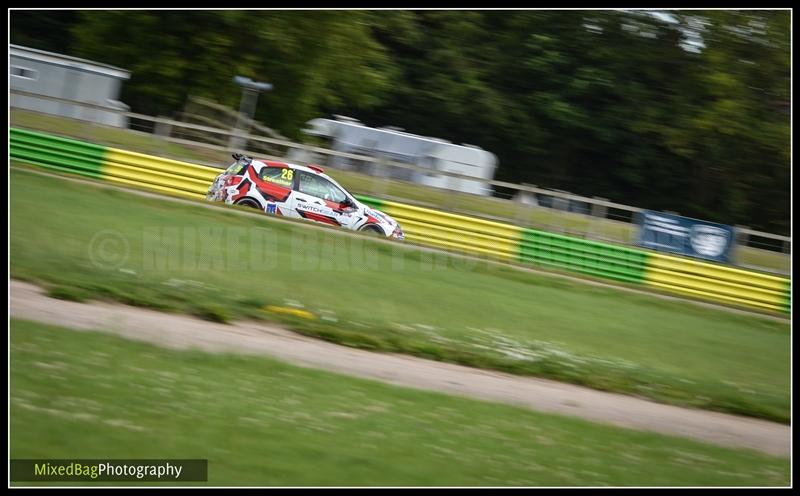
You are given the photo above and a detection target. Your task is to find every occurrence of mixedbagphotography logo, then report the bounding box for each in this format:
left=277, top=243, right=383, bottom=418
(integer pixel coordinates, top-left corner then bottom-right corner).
left=10, top=459, right=208, bottom=482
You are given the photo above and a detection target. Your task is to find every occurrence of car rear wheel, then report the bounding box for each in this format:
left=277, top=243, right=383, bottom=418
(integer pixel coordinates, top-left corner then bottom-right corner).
left=234, top=198, right=261, bottom=210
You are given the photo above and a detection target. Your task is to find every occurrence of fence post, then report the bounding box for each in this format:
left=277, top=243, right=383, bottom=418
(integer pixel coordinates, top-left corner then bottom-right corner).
left=79, top=115, right=91, bottom=143
left=514, top=189, right=529, bottom=226
left=154, top=116, right=173, bottom=156
left=591, top=197, right=608, bottom=219
left=628, top=211, right=639, bottom=245
left=371, top=156, right=388, bottom=198
left=735, top=226, right=749, bottom=248
left=732, top=225, right=750, bottom=266
left=587, top=196, right=608, bottom=241
left=553, top=193, right=570, bottom=235
left=444, top=168, right=459, bottom=211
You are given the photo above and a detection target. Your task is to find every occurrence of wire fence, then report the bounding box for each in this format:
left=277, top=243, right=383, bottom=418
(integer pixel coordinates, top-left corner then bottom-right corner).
left=9, top=89, right=791, bottom=275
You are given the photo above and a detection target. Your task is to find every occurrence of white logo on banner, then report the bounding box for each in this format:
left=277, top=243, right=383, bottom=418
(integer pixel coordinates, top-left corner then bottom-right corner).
left=690, top=225, right=729, bottom=257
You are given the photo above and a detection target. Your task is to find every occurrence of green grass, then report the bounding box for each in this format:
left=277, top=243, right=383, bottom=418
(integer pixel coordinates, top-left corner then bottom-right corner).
left=10, top=319, right=789, bottom=486
left=10, top=108, right=789, bottom=273
left=11, top=109, right=228, bottom=165
left=9, top=166, right=790, bottom=422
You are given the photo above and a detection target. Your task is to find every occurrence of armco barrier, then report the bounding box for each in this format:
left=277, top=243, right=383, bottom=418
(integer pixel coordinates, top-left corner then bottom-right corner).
left=10, top=128, right=105, bottom=179
left=379, top=201, right=523, bottom=261
left=9, top=127, right=790, bottom=314
left=643, top=253, right=791, bottom=313
left=103, top=147, right=219, bottom=200
left=519, top=229, right=649, bottom=284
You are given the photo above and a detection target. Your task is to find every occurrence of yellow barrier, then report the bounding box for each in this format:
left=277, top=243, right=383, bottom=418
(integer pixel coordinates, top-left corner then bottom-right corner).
left=644, top=252, right=789, bottom=312
left=381, top=201, right=523, bottom=260
left=103, top=148, right=218, bottom=199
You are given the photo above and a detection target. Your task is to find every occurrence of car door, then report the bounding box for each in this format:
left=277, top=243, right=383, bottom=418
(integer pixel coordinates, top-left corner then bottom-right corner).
left=291, top=171, right=358, bottom=228
left=251, top=165, right=299, bottom=217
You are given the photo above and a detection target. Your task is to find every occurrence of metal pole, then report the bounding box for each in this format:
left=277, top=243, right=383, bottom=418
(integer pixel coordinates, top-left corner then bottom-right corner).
left=229, top=88, right=259, bottom=150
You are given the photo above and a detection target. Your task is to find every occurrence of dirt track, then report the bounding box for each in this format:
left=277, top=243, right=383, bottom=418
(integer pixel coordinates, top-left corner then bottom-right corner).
left=10, top=280, right=790, bottom=457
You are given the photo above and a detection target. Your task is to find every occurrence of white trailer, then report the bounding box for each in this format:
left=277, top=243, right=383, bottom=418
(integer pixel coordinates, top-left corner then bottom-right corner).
left=301, top=116, right=497, bottom=196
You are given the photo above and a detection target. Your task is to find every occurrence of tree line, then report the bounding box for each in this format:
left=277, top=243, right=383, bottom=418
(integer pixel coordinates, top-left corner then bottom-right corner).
left=11, top=10, right=790, bottom=234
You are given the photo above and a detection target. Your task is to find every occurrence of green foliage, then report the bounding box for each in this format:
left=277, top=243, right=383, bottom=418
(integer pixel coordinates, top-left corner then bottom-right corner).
left=349, top=11, right=790, bottom=234
left=10, top=10, right=790, bottom=233
left=68, top=11, right=394, bottom=138
left=10, top=10, right=79, bottom=53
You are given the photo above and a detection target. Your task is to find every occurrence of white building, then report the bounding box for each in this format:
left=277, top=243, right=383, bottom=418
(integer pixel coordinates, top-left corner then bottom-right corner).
left=301, top=116, right=498, bottom=196
left=10, top=44, right=131, bottom=128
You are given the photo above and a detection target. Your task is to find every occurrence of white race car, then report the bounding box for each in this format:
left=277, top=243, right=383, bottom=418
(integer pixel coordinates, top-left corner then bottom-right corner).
left=207, top=154, right=404, bottom=240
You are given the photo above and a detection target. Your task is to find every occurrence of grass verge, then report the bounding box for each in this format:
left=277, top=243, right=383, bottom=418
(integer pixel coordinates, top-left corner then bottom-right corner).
left=10, top=319, right=789, bottom=486
left=10, top=166, right=790, bottom=423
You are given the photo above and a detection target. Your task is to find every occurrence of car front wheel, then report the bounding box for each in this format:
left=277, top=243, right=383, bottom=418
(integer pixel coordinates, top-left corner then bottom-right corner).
left=360, top=225, right=385, bottom=237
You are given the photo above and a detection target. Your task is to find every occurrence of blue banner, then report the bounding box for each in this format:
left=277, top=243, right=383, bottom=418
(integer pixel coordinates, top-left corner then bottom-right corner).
left=638, top=211, right=736, bottom=263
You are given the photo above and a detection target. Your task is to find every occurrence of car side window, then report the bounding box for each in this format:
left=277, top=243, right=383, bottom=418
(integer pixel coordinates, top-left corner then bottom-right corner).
left=259, top=167, right=294, bottom=188
left=297, top=172, right=346, bottom=203
left=225, top=161, right=247, bottom=176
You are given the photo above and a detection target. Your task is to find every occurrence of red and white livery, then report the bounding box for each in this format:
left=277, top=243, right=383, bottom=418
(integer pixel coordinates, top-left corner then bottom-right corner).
left=207, top=154, right=404, bottom=240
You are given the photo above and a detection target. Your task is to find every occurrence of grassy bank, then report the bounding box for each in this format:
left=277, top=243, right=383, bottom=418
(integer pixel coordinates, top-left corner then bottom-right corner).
left=10, top=319, right=789, bottom=486
left=9, top=167, right=790, bottom=422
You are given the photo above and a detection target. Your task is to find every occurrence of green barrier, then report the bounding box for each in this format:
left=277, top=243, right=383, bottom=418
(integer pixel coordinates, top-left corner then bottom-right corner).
left=354, top=195, right=384, bottom=210
left=783, top=281, right=791, bottom=314
left=519, top=228, right=649, bottom=284
left=9, top=128, right=107, bottom=179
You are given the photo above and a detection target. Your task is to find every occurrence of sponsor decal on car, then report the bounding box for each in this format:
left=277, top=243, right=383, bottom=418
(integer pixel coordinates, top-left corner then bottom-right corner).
left=297, top=204, right=329, bottom=214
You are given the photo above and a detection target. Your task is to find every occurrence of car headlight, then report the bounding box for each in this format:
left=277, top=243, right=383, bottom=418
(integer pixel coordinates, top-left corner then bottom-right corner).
left=392, top=225, right=405, bottom=240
